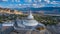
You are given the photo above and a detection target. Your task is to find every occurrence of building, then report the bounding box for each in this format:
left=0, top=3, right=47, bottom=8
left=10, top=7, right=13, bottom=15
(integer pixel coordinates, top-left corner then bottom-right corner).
left=13, top=11, right=50, bottom=34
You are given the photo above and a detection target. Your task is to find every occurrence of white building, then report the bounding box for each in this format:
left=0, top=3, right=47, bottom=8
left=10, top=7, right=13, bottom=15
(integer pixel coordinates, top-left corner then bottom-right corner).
left=13, top=11, right=50, bottom=34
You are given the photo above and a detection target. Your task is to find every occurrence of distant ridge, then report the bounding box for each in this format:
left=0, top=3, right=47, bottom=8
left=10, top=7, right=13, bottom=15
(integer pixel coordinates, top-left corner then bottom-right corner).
left=9, top=7, right=60, bottom=14
left=0, top=7, right=60, bottom=14
left=10, top=7, right=60, bottom=11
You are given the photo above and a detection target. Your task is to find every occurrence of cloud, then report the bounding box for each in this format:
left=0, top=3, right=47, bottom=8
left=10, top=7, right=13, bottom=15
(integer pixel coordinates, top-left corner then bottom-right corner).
left=33, top=0, right=42, bottom=2
left=44, top=0, right=50, bottom=3
left=0, top=0, right=60, bottom=8
left=2, top=0, right=8, bottom=2
left=32, top=4, right=36, bottom=6
left=18, top=4, right=22, bottom=6
left=38, top=4, right=45, bottom=7
left=24, top=0, right=32, bottom=3
left=32, top=4, right=45, bottom=8
left=38, top=0, right=41, bottom=2
left=51, top=1, right=59, bottom=4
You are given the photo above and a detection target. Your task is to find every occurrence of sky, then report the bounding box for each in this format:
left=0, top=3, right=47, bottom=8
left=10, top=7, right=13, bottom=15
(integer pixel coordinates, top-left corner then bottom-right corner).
left=0, top=0, right=60, bottom=8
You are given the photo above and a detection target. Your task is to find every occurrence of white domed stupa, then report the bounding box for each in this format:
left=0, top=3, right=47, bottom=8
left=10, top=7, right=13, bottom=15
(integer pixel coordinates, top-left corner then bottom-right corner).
left=27, top=11, right=34, bottom=19
left=23, top=11, right=38, bottom=26
left=13, top=11, right=50, bottom=34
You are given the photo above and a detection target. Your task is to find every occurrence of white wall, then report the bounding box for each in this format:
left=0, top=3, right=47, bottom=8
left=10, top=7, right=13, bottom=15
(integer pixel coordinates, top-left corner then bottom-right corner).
left=2, top=23, right=14, bottom=26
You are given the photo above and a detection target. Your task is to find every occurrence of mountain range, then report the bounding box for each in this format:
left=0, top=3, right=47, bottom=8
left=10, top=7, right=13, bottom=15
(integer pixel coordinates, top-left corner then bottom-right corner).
left=10, top=7, right=60, bottom=14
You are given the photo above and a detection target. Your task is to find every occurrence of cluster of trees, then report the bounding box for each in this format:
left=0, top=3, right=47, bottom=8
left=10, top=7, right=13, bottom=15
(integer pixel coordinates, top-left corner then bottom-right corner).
left=0, top=14, right=16, bottom=23
left=0, top=14, right=27, bottom=23
left=34, top=15, right=58, bottom=25
left=0, top=14, right=58, bottom=25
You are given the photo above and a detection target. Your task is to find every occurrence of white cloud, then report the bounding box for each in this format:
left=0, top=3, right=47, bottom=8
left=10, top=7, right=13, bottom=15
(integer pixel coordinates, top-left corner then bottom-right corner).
left=38, top=4, right=45, bottom=7
left=38, top=0, right=41, bottom=2
left=2, top=0, right=8, bottom=1
left=44, top=0, right=50, bottom=3
left=32, top=4, right=36, bottom=6
left=24, top=0, right=32, bottom=3
left=33, top=0, right=38, bottom=3
left=32, top=4, right=45, bottom=8
left=6, top=4, right=45, bottom=8
left=15, top=0, right=20, bottom=2
left=51, top=1, right=59, bottom=4
left=18, top=4, right=22, bottom=6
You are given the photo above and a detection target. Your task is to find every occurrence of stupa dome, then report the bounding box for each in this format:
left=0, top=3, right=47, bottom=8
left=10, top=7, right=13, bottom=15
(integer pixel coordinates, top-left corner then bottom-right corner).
left=23, top=11, right=38, bottom=26
left=23, top=20, right=38, bottom=26
left=27, top=11, right=34, bottom=20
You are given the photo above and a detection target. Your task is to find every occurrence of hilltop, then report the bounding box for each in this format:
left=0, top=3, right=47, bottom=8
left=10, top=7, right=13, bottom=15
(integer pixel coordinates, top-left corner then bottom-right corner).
left=0, top=7, right=23, bottom=15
